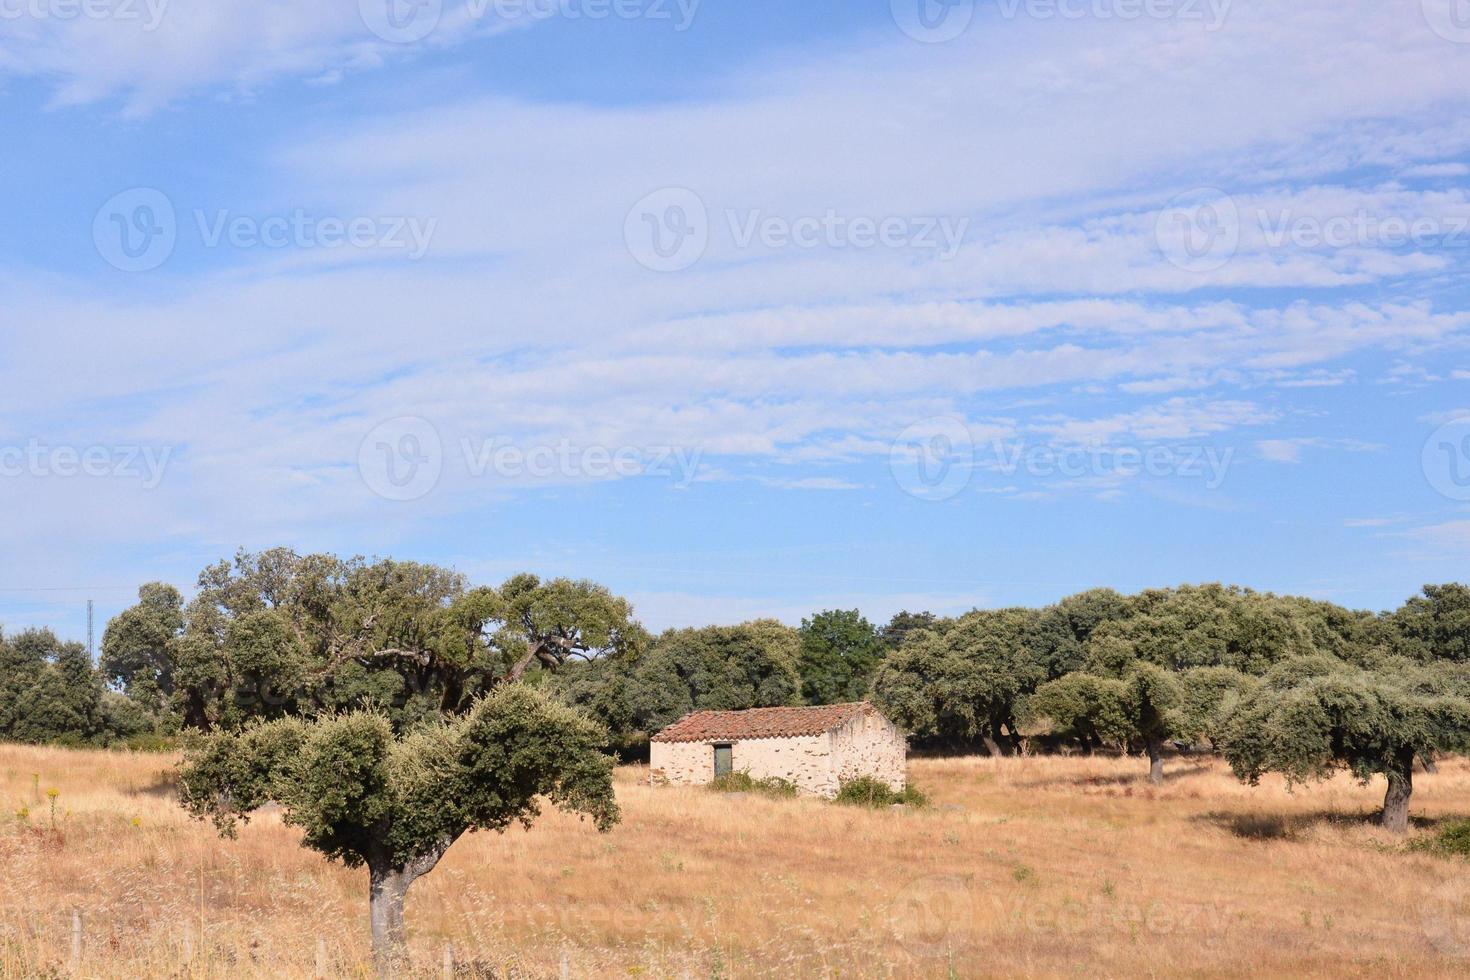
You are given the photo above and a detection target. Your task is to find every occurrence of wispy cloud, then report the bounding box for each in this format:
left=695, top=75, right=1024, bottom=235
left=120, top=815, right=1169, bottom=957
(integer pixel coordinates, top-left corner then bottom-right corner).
left=1257, top=438, right=1388, bottom=464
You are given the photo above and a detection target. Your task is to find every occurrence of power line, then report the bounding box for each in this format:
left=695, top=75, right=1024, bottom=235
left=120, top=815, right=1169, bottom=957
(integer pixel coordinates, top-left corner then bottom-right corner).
left=0, top=586, right=135, bottom=593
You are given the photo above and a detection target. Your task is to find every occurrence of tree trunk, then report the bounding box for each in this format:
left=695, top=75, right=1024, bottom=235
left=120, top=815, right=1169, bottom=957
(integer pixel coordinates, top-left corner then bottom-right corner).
left=366, top=844, right=453, bottom=977
left=506, top=648, right=534, bottom=683
left=985, top=719, right=1015, bottom=757
left=1381, top=752, right=1415, bottom=833
left=506, top=641, right=545, bottom=683
left=368, top=865, right=411, bottom=974
left=1146, top=736, right=1165, bottom=785
left=1420, top=752, right=1440, bottom=775
left=980, top=734, right=1005, bottom=757
left=999, top=721, right=1023, bottom=755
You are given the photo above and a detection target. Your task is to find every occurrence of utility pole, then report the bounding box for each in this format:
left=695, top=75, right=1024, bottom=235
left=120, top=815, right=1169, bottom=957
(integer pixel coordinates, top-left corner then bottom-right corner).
left=87, top=599, right=95, bottom=658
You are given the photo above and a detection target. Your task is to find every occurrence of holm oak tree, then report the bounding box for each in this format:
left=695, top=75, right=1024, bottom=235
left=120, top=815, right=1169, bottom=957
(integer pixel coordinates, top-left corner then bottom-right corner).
left=178, top=684, right=619, bottom=969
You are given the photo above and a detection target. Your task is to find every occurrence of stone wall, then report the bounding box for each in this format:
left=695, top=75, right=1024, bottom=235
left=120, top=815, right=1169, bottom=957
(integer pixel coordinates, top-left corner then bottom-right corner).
left=734, top=734, right=834, bottom=795
left=650, top=708, right=908, bottom=798
left=829, top=710, right=907, bottom=792
left=648, top=740, right=713, bottom=786
left=650, top=735, right=835, bottom=795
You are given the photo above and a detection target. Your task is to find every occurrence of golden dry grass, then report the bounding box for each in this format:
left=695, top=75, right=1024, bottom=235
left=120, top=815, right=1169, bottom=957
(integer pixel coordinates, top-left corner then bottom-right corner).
left=4, top=745, right=1470, bottom=978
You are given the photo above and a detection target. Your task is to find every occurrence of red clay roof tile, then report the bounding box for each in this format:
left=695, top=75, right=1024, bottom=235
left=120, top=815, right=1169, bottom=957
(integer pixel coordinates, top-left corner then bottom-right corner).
left=650, top=702, right=878, bottom=742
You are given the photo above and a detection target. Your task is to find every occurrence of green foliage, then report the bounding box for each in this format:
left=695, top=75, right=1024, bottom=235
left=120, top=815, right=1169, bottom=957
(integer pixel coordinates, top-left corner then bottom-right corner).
left=1393, top=584, right=1470, bottom=663
left=99, top=691, right=158, bottom=744
left=557, top=620, right=802, bottom=752
left=1030, top=664, right=1181, bottom=749
left=870, top=609, right=1045, bottom=751
left=1412, top=819, right=1470, bottom=857
left=1176, top=667, right=1259, bottom=743
left=878, top=611, right=940, bottom=651
left=797, top=609, right=883, bottom=705
left=1219, top=657, right=1470, bottom=792
left=1029, top=589, right=1133, bottom=678
left=116, top=731, right=179, bottom=752
left=179, top=684, right=620, bottom=868
left=1084, top=585, right=1310, bottom=675
left=104, top=551, right=643, bottom=733
left=707, top=771, right=799, bottom=798
left=1028, top=672, right=1131, bottom=746
left=834, top=776, right=928, bottom=808
left=179, top=683, right=619, bottom=960
left=0, top=629, right=104, bottom=745
left=100, top=582, right=183, bottom=714
left=498, top=573, right=646, bottom=680
left=12, top=573, right=1460, bottom=779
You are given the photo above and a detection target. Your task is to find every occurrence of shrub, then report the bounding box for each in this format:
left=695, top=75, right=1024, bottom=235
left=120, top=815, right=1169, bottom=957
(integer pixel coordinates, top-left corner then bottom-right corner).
left=120, top=732, right=178, bottom=753
left=708, top=771, right=799, bottom=799
left=834, top=776, right=928, bottom=808
left=1440, top=820, right=1470, bottom=856
left=1410, top=819, right=1470, bottom=857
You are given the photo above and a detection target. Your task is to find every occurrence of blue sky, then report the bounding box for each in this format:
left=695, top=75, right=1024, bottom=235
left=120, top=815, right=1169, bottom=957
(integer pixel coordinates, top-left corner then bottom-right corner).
left=3, top=0, right=1470, bottom=642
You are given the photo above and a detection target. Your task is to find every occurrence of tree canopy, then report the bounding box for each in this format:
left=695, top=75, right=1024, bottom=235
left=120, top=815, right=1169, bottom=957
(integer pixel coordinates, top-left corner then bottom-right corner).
left=99, top=581, right=183, bottom=712
left=1081, top=585, right=1326, bottom=676
left=557, top=620, right=802, bottom=753
left=871, top=608, right=1047, bottom=755
left=16, top=570, right=1470, bottom=841
left=1219, top=656, right=1470, bottom=831
left=179, top=684, right=619, bottom=965
left=797, top=609, right=884, bottom=705
left=1393, top=584, right=1470, bottom=663
left=103, top=551, right=644, bottom=732
left=0, top=628, right=103, bottom=745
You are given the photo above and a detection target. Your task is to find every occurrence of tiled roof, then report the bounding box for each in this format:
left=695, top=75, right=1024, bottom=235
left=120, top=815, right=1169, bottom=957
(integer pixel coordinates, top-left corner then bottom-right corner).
left=651, top=702, right=876, bottom=743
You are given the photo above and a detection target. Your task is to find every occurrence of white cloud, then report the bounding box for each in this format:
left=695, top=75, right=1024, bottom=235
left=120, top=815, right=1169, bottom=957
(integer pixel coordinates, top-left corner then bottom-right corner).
left=3, top=0, right=1470, bottom=601
left=1257, top=440, right=1307, bottom=464
left=1419, top=409, right=1470, bottom=425
left=756, top=477, right=865, bottom=491
left=1257, top=437, right=1387, bottom=464
left=1403, top=163, right=1470, bottom=179
left=1400, top=520, right=1470, bottom=555
left=1343, top=515, right=1413, bottom=528
left=1035, top=399, right=1278, bottom=446
left=0, top=1, right=534, bottom=115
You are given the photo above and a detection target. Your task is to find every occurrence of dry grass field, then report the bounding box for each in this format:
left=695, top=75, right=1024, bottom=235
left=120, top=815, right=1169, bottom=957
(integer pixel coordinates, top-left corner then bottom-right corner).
left=3, top=744, right=1470, bottom=978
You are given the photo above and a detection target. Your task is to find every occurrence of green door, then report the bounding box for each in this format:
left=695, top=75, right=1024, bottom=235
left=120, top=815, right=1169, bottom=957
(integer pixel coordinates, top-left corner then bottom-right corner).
left=713, top=744, right=733, bottom=778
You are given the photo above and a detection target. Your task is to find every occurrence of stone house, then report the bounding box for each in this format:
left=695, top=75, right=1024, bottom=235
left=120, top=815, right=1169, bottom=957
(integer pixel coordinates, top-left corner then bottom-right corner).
left=648, top=702, right=906, bottom=798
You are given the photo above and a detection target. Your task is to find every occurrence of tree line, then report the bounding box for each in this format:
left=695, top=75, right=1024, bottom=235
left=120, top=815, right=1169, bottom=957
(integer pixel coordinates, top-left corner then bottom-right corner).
left=5, top=548, right=1470, bottom=832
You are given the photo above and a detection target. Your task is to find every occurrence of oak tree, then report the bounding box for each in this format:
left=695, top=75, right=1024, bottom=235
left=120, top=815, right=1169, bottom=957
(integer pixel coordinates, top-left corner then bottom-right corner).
left=872, top=609, right=1046, bottom=755
left=1220, top=657, right=1470, bottom=832
left=1030, top=664, right=1182, bottom=782
left=797, top=609, right=884, bottom=705
left=179, top=684, right=619, bottom=969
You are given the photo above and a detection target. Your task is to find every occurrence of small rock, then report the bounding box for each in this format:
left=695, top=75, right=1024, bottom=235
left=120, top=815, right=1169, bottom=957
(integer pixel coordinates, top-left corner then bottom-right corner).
left=722, top=792, right=748, bottom=799
left=889, top=804, right=907, bottom=811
